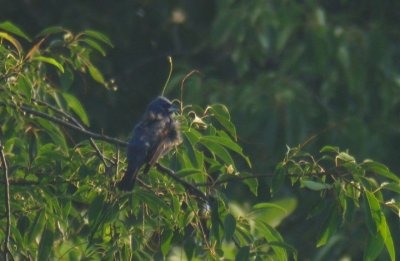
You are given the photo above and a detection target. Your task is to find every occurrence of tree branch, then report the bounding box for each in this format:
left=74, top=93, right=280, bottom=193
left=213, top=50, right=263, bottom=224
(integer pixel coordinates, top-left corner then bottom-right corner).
left=155, top=163, right=209, bottom=202
left=0, top=101, right=128, bottom=147
left=0, top=141, right=11, bottom=261
left=37, top=99, right=113, bottom=167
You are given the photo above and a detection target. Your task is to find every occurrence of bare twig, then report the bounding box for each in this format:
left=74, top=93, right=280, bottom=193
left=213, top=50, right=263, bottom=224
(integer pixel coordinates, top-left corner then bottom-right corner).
left=0, top=101, right=128, bottom=147
left=155, top=163, right=208, bottom=202
left=0, top=142, right=11, bottom=260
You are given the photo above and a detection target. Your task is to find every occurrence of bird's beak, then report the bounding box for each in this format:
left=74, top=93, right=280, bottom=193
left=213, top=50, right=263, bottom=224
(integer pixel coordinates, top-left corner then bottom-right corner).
left=168, top=105, right=179, bottom=113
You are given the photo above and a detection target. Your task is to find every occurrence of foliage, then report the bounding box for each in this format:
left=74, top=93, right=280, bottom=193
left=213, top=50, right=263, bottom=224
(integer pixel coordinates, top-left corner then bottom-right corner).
left=274, top=145, right=400, bottom=260
left=0, top=22, right=399, bottom=261
left=0, top=23, right=294, bottom=260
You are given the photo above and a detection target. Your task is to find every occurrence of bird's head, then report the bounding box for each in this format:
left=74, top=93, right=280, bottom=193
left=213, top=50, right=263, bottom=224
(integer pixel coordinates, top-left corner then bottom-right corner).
left=146, top=96, right=179, bottom=119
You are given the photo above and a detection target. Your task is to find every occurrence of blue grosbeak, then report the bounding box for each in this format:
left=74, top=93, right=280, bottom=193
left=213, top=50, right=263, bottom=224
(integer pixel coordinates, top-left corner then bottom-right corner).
left=117, top=96, right=182, bottom=191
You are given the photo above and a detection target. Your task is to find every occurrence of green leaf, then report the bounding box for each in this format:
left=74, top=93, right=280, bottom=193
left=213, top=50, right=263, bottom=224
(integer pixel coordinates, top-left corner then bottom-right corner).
left=17, top=75, right=32, bottom=100
left=362, top=160, right=400, bottom=183
left=364, top=233, right=385, bottom=261
left=317, top=206, right=339, bottom=247
left=17, top=215, right=30, bottom=236
left=60, top=66, right=74, bottom=89
left=268, top=241, right=298, bottom=261
left=235, top=246, right=250, bottom=261
left=88, top=194, right=105, bottom=225
left=241, top=172, right=258, bottom=196
left=223, top=214, right=236, bottom=241
left=0, top=21, right=31, bottom=41
left=80, top=38, right=107, bottom=56
left=83, top=30, right=113, bottom=47
left=38, top=227, right=55, bottom=260
left=252, top=198, right=297, bottom=227
left=62, top=92, right=90, bottom=126
left=32, top=56, right=64, bottom=73
left=381, top=183, right=400, bottom=194
left=37, top=26, right=67, bottom=37
left=209, top=104, right=237, bottom=140
left=161, top=229, right=174, bottom=257
left=365, top=191, right=382, bottom=234
left=88, top=64, right=105, bottom=84
left=256, top=222, right=288, bottom=261
left=0, top=32, right=23, bottom=53
left=200, top=135, right=251, bottom=167
left=175, top=168, right=204, bottom=178
left=36, top=118, right=68, bottom=152
left=199, top=139, right=235, bottom=167
left=28, top=210, right=46, bottom=243
left=301, top=179, right=332, bottom=191
left=253, top=202, right=288, bottom=214
left=320, top=145, right=339, bottom=153
left=364, top=189, right=395, bottom=259
left=336, top=152, right=356, bottom=163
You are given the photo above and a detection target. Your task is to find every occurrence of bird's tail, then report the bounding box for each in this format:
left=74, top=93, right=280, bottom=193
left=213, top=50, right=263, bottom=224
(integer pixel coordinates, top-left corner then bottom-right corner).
left=117, top=166, right=139, bottom=191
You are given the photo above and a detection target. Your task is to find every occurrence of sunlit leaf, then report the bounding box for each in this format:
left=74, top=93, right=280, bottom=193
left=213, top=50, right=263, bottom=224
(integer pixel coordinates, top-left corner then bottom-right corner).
left=0, top=21, right=31, bottom=41
left=88, top=64, right=105, bottom=84
left=301, top=179, right=332, bottom=191
left=80, top=38, right=107, bottom=56
left=362, top=160, right=400, bottom=183
left=83, top=30, right=113, bottom=47
left=28, top=210, right=46, bottom=243
left=0, top=32, right=23, bottom=53
left=62, top=92, right=90, bottom=126
left=201, top=135, right=251, bottom=167
left=31, top=55, right=65, bottom=73
left=161, top=229, right=173, bottom=257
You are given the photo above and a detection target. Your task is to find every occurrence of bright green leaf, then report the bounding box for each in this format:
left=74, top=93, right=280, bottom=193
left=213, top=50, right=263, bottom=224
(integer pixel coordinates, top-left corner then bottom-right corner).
left=0, top=32, right=23, bottom=53
left=362, top=160, right=400, bottom=183
left=28, top=210, right=46, bottom=243
left=88, top=64, right=105, bottom=84
left=62, top=92, right=90, bottom=126
left=83, top=30, right=113, bottom=47
left=161, top=229, right=173, bottom=257
left=302, top=179, right=332, bottom=191
left=201, top=135, right=251, bottom=167
left=80, top=38, right=107, bottom=56
left=0, top=21, right=31, bottom=41
left=32, top=56, right=64, bottom=73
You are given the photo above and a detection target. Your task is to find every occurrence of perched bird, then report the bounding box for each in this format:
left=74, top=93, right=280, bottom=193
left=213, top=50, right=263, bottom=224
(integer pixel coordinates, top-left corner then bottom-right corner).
left=117, top=96, right=182, bottom=191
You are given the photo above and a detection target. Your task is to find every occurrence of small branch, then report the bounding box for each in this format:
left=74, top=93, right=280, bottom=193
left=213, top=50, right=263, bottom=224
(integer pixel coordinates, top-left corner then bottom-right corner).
left=195, top=173, right=275, bottom=187
left=155, top=163, right=208, bottom=202
left=0, top=101, right=128, bottom=147
left=33, top=99, right=112, bottom=167
left=0, top=142, right=11, bottom=261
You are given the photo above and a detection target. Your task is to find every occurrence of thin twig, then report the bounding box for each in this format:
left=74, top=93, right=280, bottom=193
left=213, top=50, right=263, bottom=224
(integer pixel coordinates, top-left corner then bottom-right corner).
left=195, top=173, right=275, bottom=187
left=33, top=98, right=112, bottom=167
left=0, top=101, right=128, bottom=147
left=155, top=163, right=208, bottom=202
left=0, top=87, right=113, bottom=166
left=0, top=142, right=11, bottom=261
